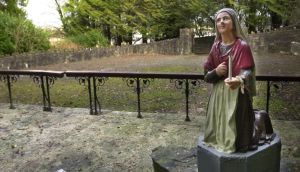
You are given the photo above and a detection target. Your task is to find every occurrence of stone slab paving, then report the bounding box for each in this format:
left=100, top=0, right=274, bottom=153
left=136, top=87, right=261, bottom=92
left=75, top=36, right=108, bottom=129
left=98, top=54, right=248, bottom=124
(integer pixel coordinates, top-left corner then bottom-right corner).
left=0, top=103, right=299, bottom=172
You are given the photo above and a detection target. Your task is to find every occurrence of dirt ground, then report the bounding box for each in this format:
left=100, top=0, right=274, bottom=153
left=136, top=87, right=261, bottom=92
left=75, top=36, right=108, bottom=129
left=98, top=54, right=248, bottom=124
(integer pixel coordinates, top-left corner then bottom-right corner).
left=0, top=103, right=299, bottom=172
left=0, top=103, right=204, bottom=172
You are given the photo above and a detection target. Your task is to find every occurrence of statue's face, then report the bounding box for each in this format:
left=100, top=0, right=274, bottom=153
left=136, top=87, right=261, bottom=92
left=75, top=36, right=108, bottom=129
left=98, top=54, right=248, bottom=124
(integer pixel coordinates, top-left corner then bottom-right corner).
left=216, top=12, right=233, bottom=35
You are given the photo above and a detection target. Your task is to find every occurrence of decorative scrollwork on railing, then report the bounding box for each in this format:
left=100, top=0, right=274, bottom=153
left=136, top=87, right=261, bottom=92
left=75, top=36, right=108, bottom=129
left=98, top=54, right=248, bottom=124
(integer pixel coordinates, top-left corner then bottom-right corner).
left=122, top=77, right=154, bottom=118
left=76, top=77, right=89, bottom=86
left=171, top=79, right=185, bottom=89
left=189, top=79, right=202, bottom=89
left=170, top=79, right=202, bottom=121
left=0, top=75, right=19, bottom=83
left=0, top=74, right=19, bottom=109
left=123, top=78, right=153, bottom=92
left=0, top=75, right=19, bottom=85
left=141, top=78, right=152, bottom=88
left=31, top=75, right=42, bottom=87
left=123, top=78, right=136, bottom=88
left=0, top=75, right=4, bottom=82
left=11, top=75, right=18, bottom=84
left=95, top=77, right=108, bottom=88
left=47, top=76, right=57, bottom=88
left=170, top=79, right=202, bottom=90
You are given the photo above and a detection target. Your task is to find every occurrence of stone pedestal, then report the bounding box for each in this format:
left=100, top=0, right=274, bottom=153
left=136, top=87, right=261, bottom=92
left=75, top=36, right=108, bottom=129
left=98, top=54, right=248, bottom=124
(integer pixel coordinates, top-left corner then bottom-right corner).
left=197, top=134, right=281, bottom=172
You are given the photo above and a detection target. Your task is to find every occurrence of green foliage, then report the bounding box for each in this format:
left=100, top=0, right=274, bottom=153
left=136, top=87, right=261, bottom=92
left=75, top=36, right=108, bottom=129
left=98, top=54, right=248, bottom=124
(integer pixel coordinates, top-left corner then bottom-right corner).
left=0, top=0, right=27, bottom=17
left=0, top=12, right=16, bottom=55
left=68, top=29, right=108, bottom=48
left=0, top=11, right=50, bottom=55
left=229, top=0, right=298, bottom=32
left=17, top=21, right=50, bottom=52
left=186, top=0, right=219, bottom=36
left=147, top=0, right=192, bottom=39
left=56, top=0, right=298, bottom=45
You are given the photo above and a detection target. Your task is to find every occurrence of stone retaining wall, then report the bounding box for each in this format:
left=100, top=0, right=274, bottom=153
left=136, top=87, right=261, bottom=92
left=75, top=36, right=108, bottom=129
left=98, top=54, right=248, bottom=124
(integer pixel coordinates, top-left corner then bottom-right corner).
left=0, top=29, right=193, bottom=69
left=1, top=28, right=299, bottom=69
left=192, top=29, right=300, bottom=55
left=192, top=36, right=215, bottom=54
left=248, top=29, right=300, bottom=55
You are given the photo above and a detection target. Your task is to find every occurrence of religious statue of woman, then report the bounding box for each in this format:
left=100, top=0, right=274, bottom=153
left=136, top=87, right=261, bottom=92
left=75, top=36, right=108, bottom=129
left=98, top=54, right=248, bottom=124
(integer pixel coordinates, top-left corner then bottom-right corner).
left=203, top=8, right=257, bottom=153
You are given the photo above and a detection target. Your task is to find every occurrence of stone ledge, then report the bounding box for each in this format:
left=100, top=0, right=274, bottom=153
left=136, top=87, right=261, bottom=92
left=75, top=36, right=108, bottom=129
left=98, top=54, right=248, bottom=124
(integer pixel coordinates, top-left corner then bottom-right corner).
left=151, top=145, right=198, bottom=172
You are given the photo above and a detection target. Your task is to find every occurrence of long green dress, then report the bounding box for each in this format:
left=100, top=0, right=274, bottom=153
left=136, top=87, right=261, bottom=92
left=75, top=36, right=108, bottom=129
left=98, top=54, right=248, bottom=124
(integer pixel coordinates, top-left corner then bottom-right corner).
left=203, top=39, right=256, bottom=153
left=204, top=81, right=239, bottom=153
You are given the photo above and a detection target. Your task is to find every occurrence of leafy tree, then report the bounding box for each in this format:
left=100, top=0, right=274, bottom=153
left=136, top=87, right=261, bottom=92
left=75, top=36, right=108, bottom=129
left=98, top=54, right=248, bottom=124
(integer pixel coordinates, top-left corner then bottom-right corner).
left=148, top=0, right=192, bottom=40
left=60, top=0, right=164, bottom=44
left=0, top=11, right=50, bottom=55
left=0, top=12, right=16, bottom=55
left=229, top=0, right=298, bottom=33
left=69, top=29, right=108, bottom=47
left=0, top=0, right=27, bottom=17
left=15, top=20, right=50, bottom=53
left=59, top=0, right=220, bottom=42
left=56, top=0, right=298, bottom=47
left=57, top=0, right=111, bottom=46
left=186, top=0, right=219, bottom=36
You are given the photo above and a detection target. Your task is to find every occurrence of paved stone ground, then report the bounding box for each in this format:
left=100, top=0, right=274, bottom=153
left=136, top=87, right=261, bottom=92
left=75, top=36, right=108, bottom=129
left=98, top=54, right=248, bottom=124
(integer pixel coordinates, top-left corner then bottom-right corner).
left=0, top=103, right=299, bottom=172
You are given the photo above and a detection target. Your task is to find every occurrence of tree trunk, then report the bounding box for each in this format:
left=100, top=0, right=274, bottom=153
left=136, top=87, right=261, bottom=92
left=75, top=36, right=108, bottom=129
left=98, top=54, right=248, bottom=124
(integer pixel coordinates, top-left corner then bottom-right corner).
left=116, top=35, right=122, bottom=46
left=270, top=11, right=282, bottom=30
left=54, top=0, right=67, bottom=31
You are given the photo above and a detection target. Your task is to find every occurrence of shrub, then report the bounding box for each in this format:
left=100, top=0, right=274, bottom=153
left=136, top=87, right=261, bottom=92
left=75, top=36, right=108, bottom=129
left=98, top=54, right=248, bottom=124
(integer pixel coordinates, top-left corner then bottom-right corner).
left=16, top=20, right=50, bottom=53
left=0, top=11, right=50, bottom=55
left=0, top=12, right=16, bottom=55
left=68, top=29, right=108, bottom=48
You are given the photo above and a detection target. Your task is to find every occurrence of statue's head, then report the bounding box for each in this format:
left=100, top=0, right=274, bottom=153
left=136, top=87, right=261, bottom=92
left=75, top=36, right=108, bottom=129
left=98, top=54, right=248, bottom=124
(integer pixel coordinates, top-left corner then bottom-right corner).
left=214, top=8, right=247, bottom=41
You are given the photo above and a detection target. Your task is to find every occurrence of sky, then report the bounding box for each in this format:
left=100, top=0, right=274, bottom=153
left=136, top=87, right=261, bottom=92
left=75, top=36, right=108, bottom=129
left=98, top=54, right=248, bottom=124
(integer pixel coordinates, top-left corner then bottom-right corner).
left=25, top=0, right=62, bottom=28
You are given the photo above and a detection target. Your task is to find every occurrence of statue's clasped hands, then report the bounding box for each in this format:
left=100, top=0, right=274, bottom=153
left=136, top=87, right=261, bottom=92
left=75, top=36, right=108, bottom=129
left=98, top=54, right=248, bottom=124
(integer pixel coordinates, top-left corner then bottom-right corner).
left=224, top=77, right=241, bottom=90
left=216, top=62, right=243, bottom=90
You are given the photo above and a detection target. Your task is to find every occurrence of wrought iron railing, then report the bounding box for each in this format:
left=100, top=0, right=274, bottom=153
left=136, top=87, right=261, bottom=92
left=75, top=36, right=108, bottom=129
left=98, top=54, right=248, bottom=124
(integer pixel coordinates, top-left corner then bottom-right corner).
left=0, top=70, right=299, bottom=121
left=256, top=75, right=300, bottom=113
left=0, top=70, right=64, bottom=111
left=65, top=71, right=204, bottom=121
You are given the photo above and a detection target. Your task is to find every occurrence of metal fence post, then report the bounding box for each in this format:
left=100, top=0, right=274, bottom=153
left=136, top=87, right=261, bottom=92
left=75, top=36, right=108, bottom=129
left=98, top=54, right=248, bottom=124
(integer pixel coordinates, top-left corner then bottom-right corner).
left=45, top=76, right=52, bottom=111
left=6, top=75, right=15, bottom=109
left=185, top=79, right=191, bottom=121
left=136, top=78, right=142, bottom=118
left=87, top=77, right=93, bottom=115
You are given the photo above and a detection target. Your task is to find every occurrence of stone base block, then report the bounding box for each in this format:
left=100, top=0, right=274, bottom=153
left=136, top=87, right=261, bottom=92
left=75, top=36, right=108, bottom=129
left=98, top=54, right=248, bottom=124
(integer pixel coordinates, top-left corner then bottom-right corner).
left=151, top=145, right=197, bottom=172
left=197, top=134, right=281, bottom=172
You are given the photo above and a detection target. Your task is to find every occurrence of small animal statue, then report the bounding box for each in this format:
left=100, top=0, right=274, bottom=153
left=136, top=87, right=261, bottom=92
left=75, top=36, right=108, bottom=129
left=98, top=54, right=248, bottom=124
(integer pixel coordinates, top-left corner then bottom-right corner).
left=253, top=109, right=275, bottom=146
